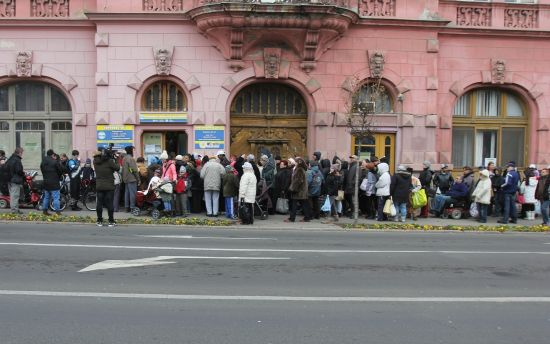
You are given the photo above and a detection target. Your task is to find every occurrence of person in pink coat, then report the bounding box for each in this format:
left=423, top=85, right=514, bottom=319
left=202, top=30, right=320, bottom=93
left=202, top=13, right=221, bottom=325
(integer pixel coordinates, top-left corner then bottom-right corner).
left=160, top=150, right=177, bottom=182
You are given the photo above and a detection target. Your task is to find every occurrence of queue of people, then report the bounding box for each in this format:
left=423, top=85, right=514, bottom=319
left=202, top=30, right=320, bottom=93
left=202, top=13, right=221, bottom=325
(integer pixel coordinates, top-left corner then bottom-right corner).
left=1, top=146, right=549, bottom=227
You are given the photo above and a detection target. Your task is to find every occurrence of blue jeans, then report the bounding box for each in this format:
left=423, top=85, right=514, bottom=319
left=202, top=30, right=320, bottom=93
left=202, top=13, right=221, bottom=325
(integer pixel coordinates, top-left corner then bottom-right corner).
left=43, top=189, right=60, bottom=212
left=225, top=197, right=234, bottom=218
left=502, top=193, right=517, bottom=223
left=541, top=200, right=550, bottom=225
left=479, top=203, right=488, bottom=222
left=433, top=195, right=451, bottom=213
left=395, top=202, right=407, bottom=221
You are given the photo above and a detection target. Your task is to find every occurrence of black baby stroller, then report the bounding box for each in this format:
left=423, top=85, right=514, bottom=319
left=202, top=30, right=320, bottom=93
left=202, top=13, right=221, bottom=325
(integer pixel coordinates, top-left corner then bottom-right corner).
left=254, top=178, right=271, bottom=220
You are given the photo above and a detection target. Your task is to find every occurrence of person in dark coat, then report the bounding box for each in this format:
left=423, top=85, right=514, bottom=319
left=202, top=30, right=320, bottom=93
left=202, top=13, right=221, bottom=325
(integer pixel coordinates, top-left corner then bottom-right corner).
left=189, top=160, right=204, bottom=213
left=324, top=165, right=342, bottom=221
left=222, top=165, right=239, bottom=219
left=6, top=147, right=25, bottom=214
left=285, top=157, right=312, bottom=222
left=93, top=150, right=120, bottom=227
left=40, top=149, right=64, bottom=215
left=390, top=165, right=412, bottom=222
left=274, top=160, right=292, bottom=201
left=418, top=161, right=433, bottom=218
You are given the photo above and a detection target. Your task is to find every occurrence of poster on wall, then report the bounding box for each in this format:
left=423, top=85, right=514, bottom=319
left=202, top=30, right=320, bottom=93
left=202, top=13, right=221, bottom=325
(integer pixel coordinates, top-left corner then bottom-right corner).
left=139, top=113, right=188, bottom=123
left=194, top=126, right=225, bottom=150
left=96, top=125, right=134, bottom=151
left=484, top=158, right=497, bottom=168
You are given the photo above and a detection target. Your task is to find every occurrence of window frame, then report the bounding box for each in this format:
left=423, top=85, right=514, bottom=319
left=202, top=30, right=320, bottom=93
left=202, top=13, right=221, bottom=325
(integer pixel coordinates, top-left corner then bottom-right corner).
left=352, top=79, right=395, bottom=115
left=141, top=80, right=188, bottom=113
left=452, top=87, right=528, bottom=168
left=230, top=83, right=307, bottom=117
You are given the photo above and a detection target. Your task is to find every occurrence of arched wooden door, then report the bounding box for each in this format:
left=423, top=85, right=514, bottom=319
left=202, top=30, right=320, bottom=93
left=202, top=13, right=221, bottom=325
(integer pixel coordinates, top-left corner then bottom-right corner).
left=230, top=83, right=308, bottom=159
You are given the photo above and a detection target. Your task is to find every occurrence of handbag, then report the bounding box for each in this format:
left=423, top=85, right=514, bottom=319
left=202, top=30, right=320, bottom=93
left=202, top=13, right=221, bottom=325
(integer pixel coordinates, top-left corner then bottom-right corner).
left=159, top=182, right=173, bottom=194
left=275, top=196, right=289, bottom=214
left=411, top=189, right=428, bottom=209
left=321, top=195, right=331, bottom=212
left=335, top=190, right=345, bottom=201
left=239, top=200, right=252, bottom=224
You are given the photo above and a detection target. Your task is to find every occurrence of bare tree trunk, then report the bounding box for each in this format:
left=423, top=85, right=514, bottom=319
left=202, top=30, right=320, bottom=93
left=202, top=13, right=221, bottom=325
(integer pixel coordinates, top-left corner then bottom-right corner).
left=353, top=161, right=360, bottom=225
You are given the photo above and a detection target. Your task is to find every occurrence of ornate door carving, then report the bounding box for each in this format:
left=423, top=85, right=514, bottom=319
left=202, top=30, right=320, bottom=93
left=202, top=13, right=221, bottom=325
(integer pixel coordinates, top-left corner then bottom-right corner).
left=230, top=83, right=308, bottom=159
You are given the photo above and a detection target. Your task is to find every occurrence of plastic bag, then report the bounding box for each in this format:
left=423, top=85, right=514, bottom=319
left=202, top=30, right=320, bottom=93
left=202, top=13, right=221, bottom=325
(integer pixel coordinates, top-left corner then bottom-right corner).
left=383, top=198, right=396, bottom=216
left=411, top=189, right=428, bottom=209
left=469, top=202, right=479, bottom=218
left=321, top=196, right=331, bottom=212
left=360, top=178, right=368, bottom=192
left=275, top=197, right=289, bottom=214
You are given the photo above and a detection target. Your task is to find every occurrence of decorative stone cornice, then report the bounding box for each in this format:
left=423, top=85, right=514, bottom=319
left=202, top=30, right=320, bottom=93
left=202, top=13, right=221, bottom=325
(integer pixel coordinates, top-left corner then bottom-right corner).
left=189, top=2, right=358, bottom=73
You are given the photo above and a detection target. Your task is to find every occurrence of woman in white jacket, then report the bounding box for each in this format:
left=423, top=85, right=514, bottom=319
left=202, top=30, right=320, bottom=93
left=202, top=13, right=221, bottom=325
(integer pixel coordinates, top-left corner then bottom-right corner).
left=472, top=169, right=492, bottom=223
left=375, top=163, right=391, bottom=221
left=239, top=162, right=257, bottom=224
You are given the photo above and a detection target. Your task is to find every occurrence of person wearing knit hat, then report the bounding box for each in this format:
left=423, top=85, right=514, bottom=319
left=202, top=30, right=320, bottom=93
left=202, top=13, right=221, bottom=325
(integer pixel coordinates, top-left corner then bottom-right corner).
left=160, top=150, right=177, bottom=183
left=288, top=158, right=296, bottom=167
left=247, top=154, right=255, bottom=162
left=422, top=160, right=431, bottom=169
left=175, top=155, right=183, bottom=161
left=222, top=164, right=239, bottom=219
left=174, top=165, right=189, bottom=217
left=160, top=150, right=169, bottom=161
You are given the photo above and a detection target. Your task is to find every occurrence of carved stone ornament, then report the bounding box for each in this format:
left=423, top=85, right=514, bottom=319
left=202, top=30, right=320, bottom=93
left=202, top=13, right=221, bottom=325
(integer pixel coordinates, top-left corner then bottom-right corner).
left=16, top=51, right=32, bottom=77
left=264, top=48, right=282, bottom=79
left=492, top=59, right=506, bottom=84
left=368, top=51, right=385, bottom=78
left=154, top=48, right=173, bottom=76
left=359, top=0, right=396, bottom=17
left=0, top=0, right=16, bottom=17
left=31, top=0, right=70, bottom=18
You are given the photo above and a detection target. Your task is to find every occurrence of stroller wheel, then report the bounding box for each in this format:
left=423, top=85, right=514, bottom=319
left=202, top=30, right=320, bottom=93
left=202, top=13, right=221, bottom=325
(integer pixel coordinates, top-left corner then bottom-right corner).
left=131, top=207, right=140, bottom=216
left=260, top=212, right=268, bottom=220
left=151, top=209, right=161, bottom=220
left=0, top=199, right=8, bottom=209
left=450, top=209, right=462, bottom=220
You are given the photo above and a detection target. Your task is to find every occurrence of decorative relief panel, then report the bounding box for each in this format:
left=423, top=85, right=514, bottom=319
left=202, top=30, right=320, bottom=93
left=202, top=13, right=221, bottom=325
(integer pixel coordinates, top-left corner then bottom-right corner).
left=202, top=0, right=349, bottom=6
left=368, top=51, right=385, bottom=79
left=16, top=52, right=32, bottom=77
left=264, top=48, right=282, bottom=79
left=504, top=9, right=538, bottom=29
left=154, top=48, right=173, bottom=76
left=31, top=0, right=69, bottom=17
left=457, top=7, right=492, bottom=27
left=359, top=0, right=396, bottom=17
left=492, top=59, right=506, bottom=84
left=0, top=0, right=15, bottom=17
left=143, top=0, right=183, bottom=12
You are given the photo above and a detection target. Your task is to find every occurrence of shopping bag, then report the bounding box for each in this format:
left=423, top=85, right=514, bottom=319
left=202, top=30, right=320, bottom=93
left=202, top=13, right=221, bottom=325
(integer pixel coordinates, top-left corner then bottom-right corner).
left=275, top=197, right=289, bottom=214
left=411, top=189, right=428, bottom=209
left=469, top=202, right=479, bottom=218
left=359, top=178, right=368, bottom=192
left=335, top=190, right=345, bottom=201
left=321, top=196, right=331, bottom=212
left=239, top=201, right=252, bottom=224
left=383, top=198, right=395, bottom=215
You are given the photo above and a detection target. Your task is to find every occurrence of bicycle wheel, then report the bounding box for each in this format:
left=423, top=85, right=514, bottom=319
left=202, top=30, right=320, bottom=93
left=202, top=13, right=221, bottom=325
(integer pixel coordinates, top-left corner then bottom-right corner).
left=50, top=195, right=68, bottom=211
left=84, top=192, right=97, bottom=211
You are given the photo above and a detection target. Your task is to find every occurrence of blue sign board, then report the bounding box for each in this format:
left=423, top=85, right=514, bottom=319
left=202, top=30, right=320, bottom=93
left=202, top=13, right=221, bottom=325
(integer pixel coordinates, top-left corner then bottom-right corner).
left=97, top=125, right=134, bottom=151
left=194, top=126, right=225, bottom=150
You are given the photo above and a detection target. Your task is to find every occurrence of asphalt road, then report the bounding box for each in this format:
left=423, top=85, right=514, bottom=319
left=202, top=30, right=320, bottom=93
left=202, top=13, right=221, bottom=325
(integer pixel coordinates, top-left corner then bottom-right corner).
left=1, top=222, right=549, bottom=344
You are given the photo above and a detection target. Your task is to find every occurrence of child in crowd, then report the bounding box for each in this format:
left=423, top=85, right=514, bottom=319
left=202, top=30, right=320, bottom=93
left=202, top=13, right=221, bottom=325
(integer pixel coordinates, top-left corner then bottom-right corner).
left=223, top=165, right=239, bottom=219
left=175, top=166, right=189, bottom=217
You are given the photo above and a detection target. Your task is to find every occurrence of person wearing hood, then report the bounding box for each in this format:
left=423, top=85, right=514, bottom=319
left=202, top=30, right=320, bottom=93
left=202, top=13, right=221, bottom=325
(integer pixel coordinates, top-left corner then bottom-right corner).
left=390, top=165, right=412, bottom=222
left=200, top=156, right=226, bottom=216
left=40, top=149, right=64, bottom=216
left=223, top=165, right=239, bottom=219
left=375, top=162, right=391, bottom=221
left=175, top=155, right=185, bottom=175
left=312, top=151, right=321, bottom=164
left=319, top=158, right=332, bottom=179
left=93, top=150, right=120, bottom=227
left=418, top=160, right=434, bottom=218
left=285, top=157, right=312, bottom=222
left=239, top=162, right=257, bottom=224
left=307, top=161, right=324, bottom=220
left=472, top=169, right=492, bottom=223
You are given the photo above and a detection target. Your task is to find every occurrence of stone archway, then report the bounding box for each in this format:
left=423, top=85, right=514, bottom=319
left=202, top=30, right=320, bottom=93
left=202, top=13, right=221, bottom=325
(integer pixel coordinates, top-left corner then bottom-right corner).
left=230, top=82, right=308, bottom=159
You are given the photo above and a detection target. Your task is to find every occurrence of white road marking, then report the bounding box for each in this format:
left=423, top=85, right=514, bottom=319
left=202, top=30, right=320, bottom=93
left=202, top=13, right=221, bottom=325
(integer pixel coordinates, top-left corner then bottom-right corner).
left=1, top=242, right=549, bottom=255
left=79, top=256, right=290, bottom=272
left=137, top=235, right=277, bottom=240
left=1, top=290, right=550, bottom=302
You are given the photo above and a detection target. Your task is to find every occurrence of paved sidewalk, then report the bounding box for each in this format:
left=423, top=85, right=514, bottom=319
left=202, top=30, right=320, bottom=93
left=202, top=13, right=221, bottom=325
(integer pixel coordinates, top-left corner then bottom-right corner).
left=9, top=207, right=546, bottom=230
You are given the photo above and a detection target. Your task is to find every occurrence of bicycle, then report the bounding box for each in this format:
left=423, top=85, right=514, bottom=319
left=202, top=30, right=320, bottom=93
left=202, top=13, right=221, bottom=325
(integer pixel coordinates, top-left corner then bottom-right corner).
left=80, top=179, right=97, bottom=211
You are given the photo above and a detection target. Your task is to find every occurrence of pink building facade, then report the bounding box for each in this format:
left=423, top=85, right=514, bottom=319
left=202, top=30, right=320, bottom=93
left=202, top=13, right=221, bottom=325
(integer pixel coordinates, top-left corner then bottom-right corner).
left=1, top=0, right=549, bottom=171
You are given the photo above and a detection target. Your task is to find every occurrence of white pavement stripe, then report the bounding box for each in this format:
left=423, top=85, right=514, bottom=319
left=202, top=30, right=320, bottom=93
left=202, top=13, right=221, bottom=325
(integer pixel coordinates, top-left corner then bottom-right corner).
left=1, top=290, right=550, bottom=302
left=1, top=242, right=550, bottom=255
left=137, top=235, right=277, bottom=240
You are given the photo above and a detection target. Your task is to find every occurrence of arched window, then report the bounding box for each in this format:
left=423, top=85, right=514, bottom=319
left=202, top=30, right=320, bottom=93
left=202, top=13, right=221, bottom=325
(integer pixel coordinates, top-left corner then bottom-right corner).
left=141, top=81, right=187, bottom=112
left=231, top=83, right=307, bottom=116
left=452, top=88, right=528, bottom=168
left=353, top=81, right=393, bottom=114
left=0, top=81, right=72, bottom=167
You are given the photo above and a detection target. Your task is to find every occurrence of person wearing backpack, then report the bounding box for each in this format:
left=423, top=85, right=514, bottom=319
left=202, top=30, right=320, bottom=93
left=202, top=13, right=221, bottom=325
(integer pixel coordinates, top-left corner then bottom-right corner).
left=433, top=164, right=454, bottom=195
left=67, top=150, right=82, bottom=211
left=307, top=161, right=324, bottom=220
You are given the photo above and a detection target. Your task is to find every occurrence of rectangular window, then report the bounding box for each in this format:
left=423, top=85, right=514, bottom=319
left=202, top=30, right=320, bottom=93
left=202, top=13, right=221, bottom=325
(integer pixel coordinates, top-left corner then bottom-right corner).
left=0, top=86, right=8, bottom=112
left=452, top=127, right=474, bottom=167
left=0, top=121, right=10, bottom=154
left=475, top=89, right=500, bottom=117
left=501, top=127, right=525, bottom=167
left=51, top=87, right=71, bottom=112
left=16, top=121, right=45, bottom=166
left=15, top=83, right=45, bottom=112
left=475, top=130, right=497, bottom=167
left=453, top=94, right=470, bottom=117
